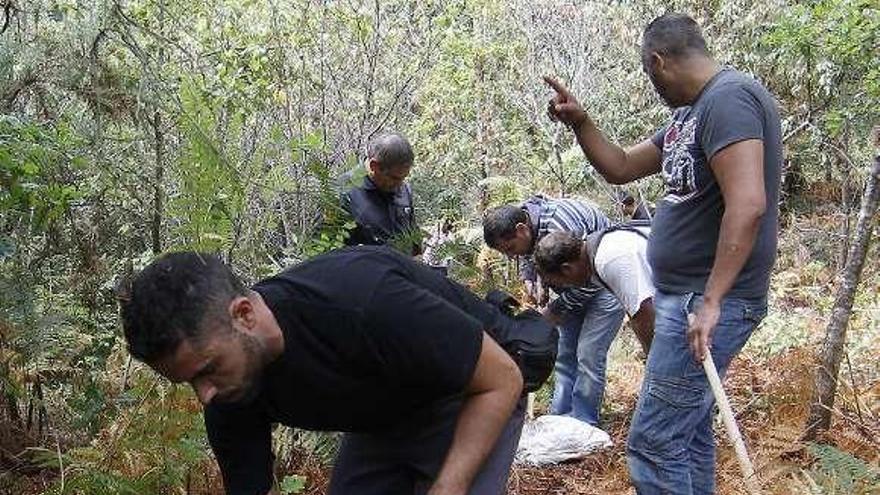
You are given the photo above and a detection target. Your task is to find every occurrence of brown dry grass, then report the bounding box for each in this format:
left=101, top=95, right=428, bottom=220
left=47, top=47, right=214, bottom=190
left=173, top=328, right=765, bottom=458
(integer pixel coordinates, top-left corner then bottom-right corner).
left=508, top=346, right=880, bottom=495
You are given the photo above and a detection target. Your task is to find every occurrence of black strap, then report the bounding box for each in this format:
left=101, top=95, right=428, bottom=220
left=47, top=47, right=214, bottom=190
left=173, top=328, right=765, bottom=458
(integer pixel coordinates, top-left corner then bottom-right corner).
left=585, top=221, right=650, bottom=292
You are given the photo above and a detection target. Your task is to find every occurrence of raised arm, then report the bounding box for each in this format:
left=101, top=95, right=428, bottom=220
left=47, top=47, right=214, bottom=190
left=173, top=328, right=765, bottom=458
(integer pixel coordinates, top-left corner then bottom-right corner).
left=544, top=76, right=661, bottom=185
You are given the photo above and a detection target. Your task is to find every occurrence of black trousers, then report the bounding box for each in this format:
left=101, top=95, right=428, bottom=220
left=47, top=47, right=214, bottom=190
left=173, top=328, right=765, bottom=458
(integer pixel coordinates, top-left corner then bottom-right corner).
left=328, top=398, right=525, bottom=495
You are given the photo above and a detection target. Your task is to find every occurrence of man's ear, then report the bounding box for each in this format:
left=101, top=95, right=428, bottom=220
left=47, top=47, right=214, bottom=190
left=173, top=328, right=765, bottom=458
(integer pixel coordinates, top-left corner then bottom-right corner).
left=366, top=158, right=381, bottom=174
left=561, top=261, right=588, bottom=284
left=514, top=222, right=530, bottom=237
left=228, top=296, right=257, bottom=331
left=559, top=262, right=576, bottom=278
left=649, top=52, right=666, bottom=75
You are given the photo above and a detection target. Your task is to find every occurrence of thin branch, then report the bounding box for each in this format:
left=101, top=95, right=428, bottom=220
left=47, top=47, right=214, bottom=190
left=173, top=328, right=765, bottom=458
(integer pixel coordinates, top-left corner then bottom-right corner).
left=366, top=71, right=418, bottom=140
left=112, top=1, right=194, bottom=63
left=0, top=1, right=15, bottom=35
left=54, top=430, right=65, bottom=492
left=782, top=120, right=810, bottom=144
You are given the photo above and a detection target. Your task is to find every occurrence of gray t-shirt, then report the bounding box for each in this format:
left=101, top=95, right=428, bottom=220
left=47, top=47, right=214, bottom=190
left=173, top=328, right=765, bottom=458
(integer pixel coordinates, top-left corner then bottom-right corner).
left=648, top=68, right=782, bottom=298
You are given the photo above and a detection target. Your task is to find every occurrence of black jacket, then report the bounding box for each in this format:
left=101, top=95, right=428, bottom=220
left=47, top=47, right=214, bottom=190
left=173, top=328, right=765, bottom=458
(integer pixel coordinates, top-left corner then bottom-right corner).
left=339, top=169, right=421, bottom=255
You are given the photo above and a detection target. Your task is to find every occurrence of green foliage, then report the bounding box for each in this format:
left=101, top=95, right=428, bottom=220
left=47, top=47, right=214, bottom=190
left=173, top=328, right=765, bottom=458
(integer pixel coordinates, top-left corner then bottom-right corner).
left=294, top=142, right=355, bottom=260
left=170, top=78, right=246, bottom=252
left=279, top=474, right=307, bottom=494
left=0, top=116, right=82, bottom=232
left=411, top=0, right=539, bottom=217
left=761, top=0, right=880, bottom=179
left=477, top=177, right=527, bottom=209
left=764, top=0, right=880, bottom=100
left=36, top=380, right=210, bottom=495
left=805, top=443, right=880, bottom=494
left=384, top=227, right=427, bottom=257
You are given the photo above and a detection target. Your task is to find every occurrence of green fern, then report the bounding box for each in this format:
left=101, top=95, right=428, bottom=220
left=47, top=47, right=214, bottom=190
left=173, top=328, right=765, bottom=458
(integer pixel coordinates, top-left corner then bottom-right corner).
left=807, top=442, right=880, bottom=494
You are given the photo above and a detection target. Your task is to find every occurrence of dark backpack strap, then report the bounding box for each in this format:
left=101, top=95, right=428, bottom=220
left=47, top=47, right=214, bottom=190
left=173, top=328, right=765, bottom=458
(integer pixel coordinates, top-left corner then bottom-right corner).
left=585, top=230, right=613, bottom=293
left=610, top=219, right=651, bottom=239
left=585, top=221, right=651, bottom=292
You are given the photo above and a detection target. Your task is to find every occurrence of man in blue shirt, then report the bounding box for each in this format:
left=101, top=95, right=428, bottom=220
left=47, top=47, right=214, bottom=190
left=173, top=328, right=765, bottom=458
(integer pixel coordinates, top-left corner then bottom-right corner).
left=546, top=13, right=781, bottom=494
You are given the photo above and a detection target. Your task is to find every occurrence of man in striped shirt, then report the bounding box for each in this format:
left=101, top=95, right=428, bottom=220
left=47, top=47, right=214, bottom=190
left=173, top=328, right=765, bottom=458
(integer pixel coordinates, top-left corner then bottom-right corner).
left=483, top=195, right=624, bottom=426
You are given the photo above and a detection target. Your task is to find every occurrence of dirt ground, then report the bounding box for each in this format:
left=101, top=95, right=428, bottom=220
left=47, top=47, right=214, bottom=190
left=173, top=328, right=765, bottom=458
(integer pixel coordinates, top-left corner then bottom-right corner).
left=284, top=346, right=878, bottom=495
left=506, top=348, right=879, bottom=495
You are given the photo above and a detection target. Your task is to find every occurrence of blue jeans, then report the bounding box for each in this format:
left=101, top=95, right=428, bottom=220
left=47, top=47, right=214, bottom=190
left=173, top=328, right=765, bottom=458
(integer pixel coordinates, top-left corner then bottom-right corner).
left=550, top=288, right=624, bottom=425
left=627, top=290, right=767, bottom=494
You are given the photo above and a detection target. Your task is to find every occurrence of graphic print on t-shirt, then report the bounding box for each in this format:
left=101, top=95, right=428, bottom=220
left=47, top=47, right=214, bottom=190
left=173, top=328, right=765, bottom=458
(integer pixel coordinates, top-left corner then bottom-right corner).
left=661, top=116, right=698, bottom=204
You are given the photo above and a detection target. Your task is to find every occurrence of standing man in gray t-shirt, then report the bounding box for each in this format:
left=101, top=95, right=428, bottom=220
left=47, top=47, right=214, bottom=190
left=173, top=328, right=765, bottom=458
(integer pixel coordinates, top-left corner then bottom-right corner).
left=545, top=13, right=781, bottom=494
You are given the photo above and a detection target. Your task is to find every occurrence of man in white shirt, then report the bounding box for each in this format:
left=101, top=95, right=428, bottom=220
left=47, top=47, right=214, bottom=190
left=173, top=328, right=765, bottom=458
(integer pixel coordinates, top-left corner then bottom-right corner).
left=534, top=227, right=654, bottom=354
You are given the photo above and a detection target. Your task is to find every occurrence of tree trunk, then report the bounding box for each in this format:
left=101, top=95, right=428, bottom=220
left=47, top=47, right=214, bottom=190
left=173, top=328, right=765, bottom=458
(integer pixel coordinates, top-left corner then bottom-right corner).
left=475, top=54, right=489, bottom=213
left=804, top=150, right=880, bottom=440
left=151, top=109, right=164, bottom=254
left=150, top=0, right=166, bottom=255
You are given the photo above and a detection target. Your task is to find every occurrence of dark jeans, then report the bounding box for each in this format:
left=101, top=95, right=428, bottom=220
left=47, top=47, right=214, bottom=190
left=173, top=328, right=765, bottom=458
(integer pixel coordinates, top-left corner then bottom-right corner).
left=328, top=398, right=526, bottom=495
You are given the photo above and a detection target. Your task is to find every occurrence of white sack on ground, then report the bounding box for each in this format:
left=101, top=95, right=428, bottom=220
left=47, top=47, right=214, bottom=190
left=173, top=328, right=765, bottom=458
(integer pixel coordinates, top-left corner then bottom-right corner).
left=515, top=414, right=613, bottom=466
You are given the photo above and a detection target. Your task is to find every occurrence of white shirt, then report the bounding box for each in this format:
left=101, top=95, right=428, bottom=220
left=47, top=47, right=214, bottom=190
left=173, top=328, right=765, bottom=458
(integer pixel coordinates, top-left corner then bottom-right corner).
left=423, top=226, right=452, bottom=267
left=592, top=227, right=655, bottom=316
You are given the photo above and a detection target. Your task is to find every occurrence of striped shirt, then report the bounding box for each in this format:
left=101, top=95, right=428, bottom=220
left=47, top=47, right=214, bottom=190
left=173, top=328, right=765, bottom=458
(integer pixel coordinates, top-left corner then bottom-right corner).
left=519, top=195, right=610, bottom=314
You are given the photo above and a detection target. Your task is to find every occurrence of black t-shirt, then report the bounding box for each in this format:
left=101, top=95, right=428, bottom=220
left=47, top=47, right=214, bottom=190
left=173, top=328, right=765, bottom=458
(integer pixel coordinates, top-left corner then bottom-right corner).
left=205, top=246, right=495, bottom=494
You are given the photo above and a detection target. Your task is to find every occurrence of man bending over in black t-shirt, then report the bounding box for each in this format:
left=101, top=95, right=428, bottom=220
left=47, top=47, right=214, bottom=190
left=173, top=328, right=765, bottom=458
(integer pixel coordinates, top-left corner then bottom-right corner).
left=120, top=246, right=525, bottom=495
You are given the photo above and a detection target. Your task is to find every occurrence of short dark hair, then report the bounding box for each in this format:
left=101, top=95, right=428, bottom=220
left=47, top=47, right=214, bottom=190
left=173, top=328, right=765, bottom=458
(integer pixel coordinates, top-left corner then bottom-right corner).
left=534, top=231, right=583, bottom=275
left=483, top=205, right=529, bottom=248
left=120, top=252, right=247, bottom=363
left=642, top=13, right=709, bottom=64
left=366, top=133, right=414, bottom=170
left=615, top=190, right=635, bottom=205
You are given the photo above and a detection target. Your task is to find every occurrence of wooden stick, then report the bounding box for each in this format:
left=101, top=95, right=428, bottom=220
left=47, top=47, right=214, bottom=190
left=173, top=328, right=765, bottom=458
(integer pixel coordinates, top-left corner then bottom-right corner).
left=526, top=392, right=535, bottom=420
left=702, top=352, right=762, bottom=494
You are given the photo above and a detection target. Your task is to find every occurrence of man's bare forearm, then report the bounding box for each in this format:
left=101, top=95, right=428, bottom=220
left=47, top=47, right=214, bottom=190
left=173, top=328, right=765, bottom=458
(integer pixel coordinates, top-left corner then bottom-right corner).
left=631, top=300, right=655, bottom=354
left=573, top=118, right=631, bottom=184
left=545, top=76, right=660, bottom=185
left=429, top=387, right=520, bottom=494
left=703, top=206, right=764, bottom=306
left=428, top=334, right=523, bottom=495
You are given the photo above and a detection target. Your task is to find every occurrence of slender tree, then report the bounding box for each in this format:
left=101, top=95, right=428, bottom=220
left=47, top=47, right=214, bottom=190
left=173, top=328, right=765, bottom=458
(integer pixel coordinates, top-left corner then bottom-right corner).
left=805, top=129, right=880, bottom=440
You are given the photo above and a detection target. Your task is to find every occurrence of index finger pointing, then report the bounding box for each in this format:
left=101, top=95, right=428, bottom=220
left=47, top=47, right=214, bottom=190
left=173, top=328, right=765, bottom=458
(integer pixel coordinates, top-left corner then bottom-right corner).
left=543, top=76, right=571, bottom=97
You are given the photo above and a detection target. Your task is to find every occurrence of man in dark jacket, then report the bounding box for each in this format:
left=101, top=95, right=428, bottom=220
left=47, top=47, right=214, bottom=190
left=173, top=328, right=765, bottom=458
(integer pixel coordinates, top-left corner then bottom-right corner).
left=339, top=132, right=421, bottom=255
